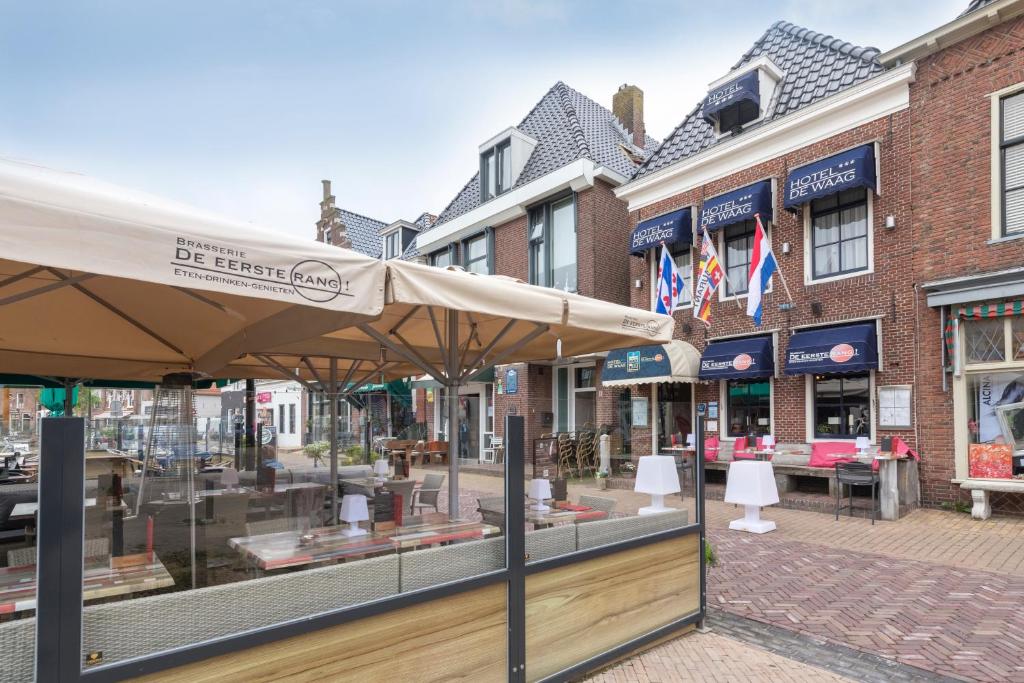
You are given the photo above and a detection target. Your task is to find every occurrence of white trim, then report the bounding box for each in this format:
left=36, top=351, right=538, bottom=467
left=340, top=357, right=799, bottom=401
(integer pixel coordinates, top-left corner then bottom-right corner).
left=804, top=370, right=876, bottom=443
left=551, top=362, right=597, bottom=432
left=990, top=83, right=1024, bottom=239
left=803, top=191, right=875, bottom=286
left=478, top=126, right=538, bottom=154
left=718, top=219, right=773, bottom=302
left=615, top=64, right=915, bottom=212
left=707, top=55, right=786, bottom=91
left=880, top=0, right=1024, bottom=66
left=708, top=328, right=782, bottom=342
left=417, top=160, right=626, bottom=252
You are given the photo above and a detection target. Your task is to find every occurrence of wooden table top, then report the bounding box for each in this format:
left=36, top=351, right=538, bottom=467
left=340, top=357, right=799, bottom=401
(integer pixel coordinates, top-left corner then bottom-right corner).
left=525, top=505, right=607, bottom=526
left=229, top=514, right=501, bottom=571
left=0, top=554, right=174, bottom=614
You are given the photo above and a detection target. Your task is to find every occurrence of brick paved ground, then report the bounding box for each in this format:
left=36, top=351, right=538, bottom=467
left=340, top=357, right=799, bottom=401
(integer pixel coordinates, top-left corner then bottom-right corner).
left=419, top=467, right=1024, bottom=681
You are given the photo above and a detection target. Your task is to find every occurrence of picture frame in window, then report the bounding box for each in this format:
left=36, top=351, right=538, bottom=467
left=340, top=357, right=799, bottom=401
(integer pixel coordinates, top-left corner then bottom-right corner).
left=878, top=384, right=912, bottom=429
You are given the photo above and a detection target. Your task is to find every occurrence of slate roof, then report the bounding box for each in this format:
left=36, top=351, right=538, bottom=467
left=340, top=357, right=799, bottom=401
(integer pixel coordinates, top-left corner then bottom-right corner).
left=336, top=209, right=388, bottom=258
left=634, top=21, right=883, bottom=179
left=422, top=82, right=660, bottom=236
left=960, top=0, right=998, bottom=16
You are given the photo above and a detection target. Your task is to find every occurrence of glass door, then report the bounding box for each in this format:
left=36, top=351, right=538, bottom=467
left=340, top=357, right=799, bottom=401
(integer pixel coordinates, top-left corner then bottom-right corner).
left=457, top=393, right=481, bottom=462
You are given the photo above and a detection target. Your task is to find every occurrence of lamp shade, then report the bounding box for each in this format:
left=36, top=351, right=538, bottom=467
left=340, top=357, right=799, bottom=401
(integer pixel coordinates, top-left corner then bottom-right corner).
left=761, top=435, right=776, bottom=449
left=723, top=461, right=780, bottom=507
left=528, top=478, right=552, bottom=500
left=339, top=494, right=369, bottom=523
left=855, top=436, right=871, bottom=452
left=373, top=459, right=390, bottom=477
left=220, top=468, right=240, bottom=488
left=634, top=455, right=681, bottom=496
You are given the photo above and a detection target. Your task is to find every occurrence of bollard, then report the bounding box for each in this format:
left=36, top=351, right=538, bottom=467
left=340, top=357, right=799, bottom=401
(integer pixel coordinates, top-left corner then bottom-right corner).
left=599, top=433, right=611, bottom=473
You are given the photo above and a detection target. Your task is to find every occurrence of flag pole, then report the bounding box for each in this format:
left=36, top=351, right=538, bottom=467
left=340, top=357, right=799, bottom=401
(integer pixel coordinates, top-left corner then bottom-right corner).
left=754, top=213, right=794, bottom=305
left=700, top=229, right=743, bottom=310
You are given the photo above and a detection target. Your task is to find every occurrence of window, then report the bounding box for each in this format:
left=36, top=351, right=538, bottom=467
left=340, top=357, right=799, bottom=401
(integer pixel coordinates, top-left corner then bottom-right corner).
left=278, top=403, right=285, bottom=430
left=323, top=228, right=331, bottom=244
left=657, top=383, right=692, bottom=449
left=384, top=231, right=401, bottom=260
left=671, top=244, right=693, bottom=306
left=723, top=220, right=755, bottom=296
left=1000, top=91, right=1024, bottom=236
left=528, top=194, right=577, bottom=292
left=964, top=317, right=1024, bottom=363
left=480, top=140, right=511, bottom=201
left=463, top=233, right=488, bottom=274
left=810, top=188, right=869, bottom=279
left=813, top=374, right=870, bottom=439
left=430, top=248, right=452, bottom=268
left=289, top=403, right=296, bottom=435
left=717, top=102, right=758, bottom=135
left=725, top=380, right=771, bottom=437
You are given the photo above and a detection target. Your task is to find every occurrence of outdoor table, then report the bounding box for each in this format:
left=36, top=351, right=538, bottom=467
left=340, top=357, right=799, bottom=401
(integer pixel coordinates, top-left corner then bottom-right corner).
left=0, top=553, right=174, bottom=614
left=526, top=503, right=607, bottom=528
left=11, top=498, right=127, bottom=521
left=229, top=515, right=500, bottom=572
left=745, top=450, right=776, bottom=462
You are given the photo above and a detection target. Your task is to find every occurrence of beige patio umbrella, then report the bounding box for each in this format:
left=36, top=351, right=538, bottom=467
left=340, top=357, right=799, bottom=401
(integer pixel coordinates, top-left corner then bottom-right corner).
left=272, top=259, right=677, bottom=517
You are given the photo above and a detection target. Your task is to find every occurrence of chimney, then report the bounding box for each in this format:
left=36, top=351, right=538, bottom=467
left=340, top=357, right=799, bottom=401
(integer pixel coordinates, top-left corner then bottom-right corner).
left=613, top=84, right=645, bottom=149
left=321, top=179, right=332, bottom=201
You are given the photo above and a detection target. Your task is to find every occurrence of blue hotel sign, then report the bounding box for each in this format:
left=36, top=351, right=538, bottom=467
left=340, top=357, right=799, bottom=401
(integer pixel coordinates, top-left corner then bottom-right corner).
left=699, top=179, right=773, bottom=231
left=784, top=144, right=876, bottom=209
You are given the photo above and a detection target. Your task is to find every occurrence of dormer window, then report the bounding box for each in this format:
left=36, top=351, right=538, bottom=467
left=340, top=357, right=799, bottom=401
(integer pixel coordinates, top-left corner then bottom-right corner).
left=481, top=139, right=512, bottom=201
left=384, top=231, right=402, bottom=259
left=702, top=57, right=784, bottom=137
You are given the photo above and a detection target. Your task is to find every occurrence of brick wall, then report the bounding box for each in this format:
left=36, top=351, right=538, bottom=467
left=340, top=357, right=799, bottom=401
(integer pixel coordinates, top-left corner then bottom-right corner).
left=909, top=15, right=1024, bottom=512
left=627, top=113, right=917, bottom=474
left=576, top=179, right=632, bottom=304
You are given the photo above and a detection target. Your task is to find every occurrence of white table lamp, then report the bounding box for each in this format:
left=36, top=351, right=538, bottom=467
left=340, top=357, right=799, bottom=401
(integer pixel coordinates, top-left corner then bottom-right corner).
left=761, top=435, right=776, bottom=452
left=634, top=455, right=681, bottom=515
left=685, top=433, right=695, bottom=448
left=220, top=467, right=240, bottom=489
left=855, top=436, right=871, bottom=454
left=528, top=478, right=552, bottom=512
left=339, top=494, right=369, bottom=537
left=373, top=458, right=390, bottom=479
left=724, top=461, right=780, bottom=533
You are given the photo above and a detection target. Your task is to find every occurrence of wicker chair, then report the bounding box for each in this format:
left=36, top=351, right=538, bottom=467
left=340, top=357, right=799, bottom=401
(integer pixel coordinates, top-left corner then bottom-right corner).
left=399, top=537, right=505, bottom=592
left=476, top=496, right=505, bottom=533
left=411, top=473, right=445, bottom=514
left=78, top=554, right=400, bottom=668
left=578, top=495, right=617, bottom=516
left=576, top=509, right=689, bottom=550
left=6, top=537, right=110, bottom=568
left=525, top=524, right=576, bottom=562
left=383, top=479, right=416, bottom=514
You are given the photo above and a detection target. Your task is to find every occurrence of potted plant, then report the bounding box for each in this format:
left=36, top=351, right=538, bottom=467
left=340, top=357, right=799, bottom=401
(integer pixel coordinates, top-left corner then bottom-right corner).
left=595, top=469, right=609, bottom=490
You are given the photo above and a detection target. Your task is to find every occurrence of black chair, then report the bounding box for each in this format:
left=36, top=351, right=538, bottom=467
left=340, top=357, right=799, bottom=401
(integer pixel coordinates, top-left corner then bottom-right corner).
left=834, top=462, right=880, bottom=525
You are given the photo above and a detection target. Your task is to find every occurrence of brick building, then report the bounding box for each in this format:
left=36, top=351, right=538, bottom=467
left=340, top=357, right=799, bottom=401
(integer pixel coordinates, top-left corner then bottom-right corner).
left=614, top=22, right=918, bottom=474
left=406, top=82, right=659, bottom=459
left=883, top=0, right=1024, bottom=516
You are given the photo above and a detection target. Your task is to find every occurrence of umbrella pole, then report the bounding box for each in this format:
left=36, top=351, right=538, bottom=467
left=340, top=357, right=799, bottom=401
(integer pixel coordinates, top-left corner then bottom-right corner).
left=329, top=358, right=339, bottom=525
left=447, top=309, right=460, bottom=521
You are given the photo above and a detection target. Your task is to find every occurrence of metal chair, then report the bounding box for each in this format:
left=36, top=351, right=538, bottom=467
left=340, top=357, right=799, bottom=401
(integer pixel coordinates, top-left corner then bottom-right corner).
left=556, top=433, right=576, bottom=479
left=834, top=462, right=880, bottom=525
left=383, top=479, right=417, bottom=514
left=411, top=473, right=445, bottom=514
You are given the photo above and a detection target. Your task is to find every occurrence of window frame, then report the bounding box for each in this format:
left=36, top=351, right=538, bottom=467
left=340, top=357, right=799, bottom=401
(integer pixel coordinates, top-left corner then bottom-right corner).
left=429, top=247, right=453, bottom=268
left=809, top=372, right=872, bottom=440
left=383, top=230, right=402, bottom=260
left=718, top=219, right=773, bottom=301
left=719, top=378, right=773, bottom=441
left=962, top=317, right=1024, bottom=367
left=527, top=192, right=577, bottom=292
left=990, top=84, right=1024, bottom=240
left=480, top=139, right=512, bottom=202
left=462, top=232, right=490, bottom=275
left=1001, top=90, right=1024, bottom=237
left=647, top=241, right=694, bottom=311
left=804, top=188, right=873, bottom=284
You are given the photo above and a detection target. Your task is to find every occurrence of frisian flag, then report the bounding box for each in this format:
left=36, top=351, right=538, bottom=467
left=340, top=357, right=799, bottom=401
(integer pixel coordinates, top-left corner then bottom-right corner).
left=746, top=213, right=779, bottom=327
left=655, top=244, right=685, bottom=315
left=693, top=228, right=724, bottom=326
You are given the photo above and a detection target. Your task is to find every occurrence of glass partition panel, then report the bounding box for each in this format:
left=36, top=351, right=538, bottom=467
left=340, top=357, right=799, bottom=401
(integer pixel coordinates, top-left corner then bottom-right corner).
left=78, top=383, right=505, bottom=672
left=0, top=423, right=38, bottom=683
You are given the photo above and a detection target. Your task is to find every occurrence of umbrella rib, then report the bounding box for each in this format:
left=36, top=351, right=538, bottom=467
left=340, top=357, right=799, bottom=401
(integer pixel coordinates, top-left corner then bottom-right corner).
left=345, top=362, right=387, bottom=396
left=426, top=307, right=450, bottom=376
left=462, top=319, right=517, bottom=375
left=171, top=286, right=238, bottom=317
left=390, top=305, right=422, bottom=336
left=393, top=329, right=447, bottom=381
left=338, top=359, right=362, bottom=393
left=456, top=313, right=479, bottom=375
left=41, top=268, right=186, bottom=357
left=300, top=356, right=325, bottom=386
left=254, top=355, right=316, bottom=392
left=0, top=273, right=96, bottom=307
left=0, top=266, right=46, bottom=292
left=462, top=322, right=550, bottom=382
left=356, top=323, right=444, bottom=382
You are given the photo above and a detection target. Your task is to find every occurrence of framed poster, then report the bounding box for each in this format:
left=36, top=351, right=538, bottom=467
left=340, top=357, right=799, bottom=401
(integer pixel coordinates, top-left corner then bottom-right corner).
left=631, top=397, right=649, bottom=427
left=878, top=385, right=912, bottom=429
left=505, top=368, right=518, bottom=395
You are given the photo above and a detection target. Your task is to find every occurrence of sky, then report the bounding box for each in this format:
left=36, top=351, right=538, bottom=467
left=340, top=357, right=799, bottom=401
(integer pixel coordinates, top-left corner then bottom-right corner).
left=0, top=0, right=966, bottom=239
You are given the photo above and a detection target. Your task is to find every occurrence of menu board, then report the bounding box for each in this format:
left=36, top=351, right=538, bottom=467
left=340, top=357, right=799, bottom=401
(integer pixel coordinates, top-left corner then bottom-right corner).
left=878, top=385, right=912, bottom=429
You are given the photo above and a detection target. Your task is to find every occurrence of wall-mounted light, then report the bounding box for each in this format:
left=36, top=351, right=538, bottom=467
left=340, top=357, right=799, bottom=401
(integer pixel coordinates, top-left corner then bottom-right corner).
left=811, top=302, right=823, bottom=317
left=635, top=279, right=642, bottom=289
left=885, top=215, right=896, bottom=229
left=782, top=242, right=791, bottom=254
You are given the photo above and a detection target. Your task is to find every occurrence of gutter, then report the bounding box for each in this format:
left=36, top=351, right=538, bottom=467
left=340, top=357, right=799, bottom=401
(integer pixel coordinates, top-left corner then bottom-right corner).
left=879, top=0, right=1024, bottom=66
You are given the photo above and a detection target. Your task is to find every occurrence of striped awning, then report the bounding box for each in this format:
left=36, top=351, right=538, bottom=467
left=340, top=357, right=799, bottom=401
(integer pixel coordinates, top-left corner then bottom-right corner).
left=955, top=300, right=1024, bottom=319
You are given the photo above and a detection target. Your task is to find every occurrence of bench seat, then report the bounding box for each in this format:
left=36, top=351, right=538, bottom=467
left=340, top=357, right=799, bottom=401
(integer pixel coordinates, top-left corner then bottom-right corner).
left=960, top=478, right=1024, bottom=520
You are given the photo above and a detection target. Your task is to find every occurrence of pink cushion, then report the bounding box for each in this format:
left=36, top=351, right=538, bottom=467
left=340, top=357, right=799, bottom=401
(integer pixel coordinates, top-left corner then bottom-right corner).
left=704, top=436, right=720, bottom=462
left=808, top=441, right=858, bottom=468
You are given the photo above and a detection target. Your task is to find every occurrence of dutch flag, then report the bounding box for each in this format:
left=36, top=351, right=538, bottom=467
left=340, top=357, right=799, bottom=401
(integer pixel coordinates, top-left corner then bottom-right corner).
left=745, top=213, right=778, bottom=327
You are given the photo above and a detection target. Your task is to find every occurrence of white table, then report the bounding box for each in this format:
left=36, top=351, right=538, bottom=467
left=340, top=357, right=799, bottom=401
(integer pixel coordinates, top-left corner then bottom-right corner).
left=723, top=460, right=780, bottom=534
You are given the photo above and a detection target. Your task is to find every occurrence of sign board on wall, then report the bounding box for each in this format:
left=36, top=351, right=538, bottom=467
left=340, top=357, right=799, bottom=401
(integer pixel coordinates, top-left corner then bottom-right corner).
left=631, top=397, right=649, bottom=427
left=256, top=392, right=272, bottom=404
left=505, top=369, right=518, bottom=395
left=878, top=385, right=912, bottom=429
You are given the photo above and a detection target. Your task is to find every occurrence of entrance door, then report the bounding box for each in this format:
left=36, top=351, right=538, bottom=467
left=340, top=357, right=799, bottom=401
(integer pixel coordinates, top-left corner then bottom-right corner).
left=458, top=393, right=480, bottom=462
left=553, top=364, right=597, bottom=433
